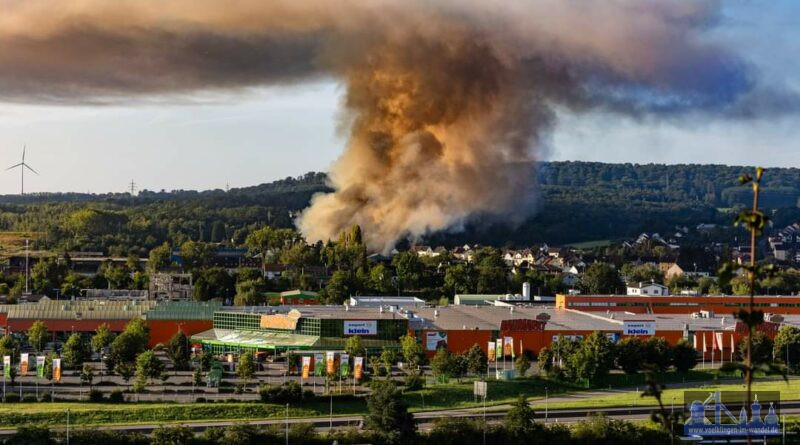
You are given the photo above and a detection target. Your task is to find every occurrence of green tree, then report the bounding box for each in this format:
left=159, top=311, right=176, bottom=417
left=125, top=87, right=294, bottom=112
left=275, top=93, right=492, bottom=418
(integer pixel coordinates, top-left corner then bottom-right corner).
left=369, top=264, right=394, bottom=294
left=26, top=320, right=48, bottom=354
left=324, top=270, right=352, bottom=304
left=151, top=425, right=195, bottom=445
left=443, top=263, right=477, bottom=295
left=179, top=240, right=217, bottom=271
left=431, top=348, right=456, bottom=383
left=193, top=267, right=235, bottom=302
left=773, top=326, right=800, bottom=372
left=738, top=331, right=773, bottom=365
left=515, top=353, right=531, bottom=377
left=91, top=323, right=114, bottom=354
left=106, top=317, right=150, bottom=370
left=400, top=335, right=424, bottom=369
left=504, top=395, right=540, bottom=439
left=365, top=380, right=417, bottom=445
left=237, top=351, right=256, bottom=388
left=166, top=331, right=190, bottom=371
left=643, top=337, right=673, bottom=372
left=345, top=336, right=365, bottom=357
left=672, top=339, right=698, bottom=373
left=580, top=262, right=624, bottom=294
left=148, top=242, right=173, bottom=273
left=392, top=252, right=423, bottom=292
left=135, top=350, right=165, bottom=387
left=464, top=343, right=488, bottom=377
left=537, top=347, right=554, bottom=374
left=567, top=331, right=615, bottom=382
left=80, top=363, right=94, bottom=388
left=233, top=279, right=263, bottom=306
left=62, top=333, right=89, bottom=369
left=380, top=348, right=397, bottom=376
left=115, top=362, right=135, bottom=389
left=615, top=337, right=644, bottom=375
left=192, top=368, right=204, bottom=389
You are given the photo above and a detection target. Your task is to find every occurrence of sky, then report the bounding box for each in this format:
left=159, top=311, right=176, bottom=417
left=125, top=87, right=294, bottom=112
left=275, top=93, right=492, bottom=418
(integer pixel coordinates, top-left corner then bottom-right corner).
left=0, top=1, right=797, bottom=195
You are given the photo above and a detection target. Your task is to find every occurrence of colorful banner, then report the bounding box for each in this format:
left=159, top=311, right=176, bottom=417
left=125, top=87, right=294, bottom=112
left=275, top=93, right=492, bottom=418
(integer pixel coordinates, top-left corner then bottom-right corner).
left=2, top=356, right=9, bottom=379
left=340, top=353, right=350, bottom=377
left=425, top=331, right=448, bottom=351
left=730, top=334, right=735, bottom=360
left=301, top=356, right=311, bottom=380
left=52, top=358, right=62, bottom=382
left=326, top=351, right=335, bottom=375
left=36, top=356, right=45, bottom=379
left=354, top=357, right=363, bottom=380
left=487, top=342, right=496, bottom=362
left=503, top=337, right=513, bottom=357
left=19, top=353, right=29, bottom=376
left=715, top=332, right=724, bottom=352
left=702, top=333, right=708, bottom=353
left=495, top=338, right=503, bottom=361
left=314, top=353, right=324, bottom=377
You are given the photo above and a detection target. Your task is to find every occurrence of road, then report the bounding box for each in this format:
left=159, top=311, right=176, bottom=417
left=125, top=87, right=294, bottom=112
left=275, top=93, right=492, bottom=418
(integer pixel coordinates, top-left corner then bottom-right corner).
left=2, top=401, right=799, bottom=437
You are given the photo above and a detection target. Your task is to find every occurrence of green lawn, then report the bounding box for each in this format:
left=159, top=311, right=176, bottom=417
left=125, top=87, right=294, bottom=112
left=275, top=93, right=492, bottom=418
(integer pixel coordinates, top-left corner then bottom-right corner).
left=528, top=380, right=799, bottom=411
left=0, top=372, right=792, bottom=428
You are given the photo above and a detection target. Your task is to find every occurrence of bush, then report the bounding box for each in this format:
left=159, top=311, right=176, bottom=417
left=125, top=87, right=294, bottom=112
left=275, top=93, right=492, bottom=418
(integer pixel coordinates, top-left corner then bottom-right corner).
left=88, top=389, right=105, bottom=403
left=404, top=372, right=424, bottom=391
left=108, top=390, right=125, bottom=404
left=258, top=381, right=309, bottom=404
left=195, top=397, right=207, bottom=403
left=234, top=384, right=244, bottom=394
left=4, top=393, right=20, bottom=403
left=39, top=393, right=52, bottom=402
left=22, top=395, right=38, bottom=403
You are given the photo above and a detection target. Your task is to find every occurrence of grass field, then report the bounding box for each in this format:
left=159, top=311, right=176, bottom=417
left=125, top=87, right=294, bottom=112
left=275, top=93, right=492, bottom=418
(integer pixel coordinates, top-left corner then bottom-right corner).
left=0, top=231, right=45, bottom=259
left=528, top=380, right=799, bottom=411
left=0, top=373, right=793, bottom=428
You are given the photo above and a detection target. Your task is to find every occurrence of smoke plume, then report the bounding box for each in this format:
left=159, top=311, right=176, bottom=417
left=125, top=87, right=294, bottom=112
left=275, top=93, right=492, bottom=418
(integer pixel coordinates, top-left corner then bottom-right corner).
left=0, top=1, right=784, bottom=251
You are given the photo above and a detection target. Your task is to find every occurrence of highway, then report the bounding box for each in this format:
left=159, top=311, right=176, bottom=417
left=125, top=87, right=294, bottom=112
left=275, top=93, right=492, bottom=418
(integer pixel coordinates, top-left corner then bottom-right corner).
left=2, top=402, right=799, bottom=437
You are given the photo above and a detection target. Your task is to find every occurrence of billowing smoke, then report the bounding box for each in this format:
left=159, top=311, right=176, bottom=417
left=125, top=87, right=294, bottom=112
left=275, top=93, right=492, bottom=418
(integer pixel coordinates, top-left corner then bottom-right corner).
left=0, top=1, right=787, bottom=251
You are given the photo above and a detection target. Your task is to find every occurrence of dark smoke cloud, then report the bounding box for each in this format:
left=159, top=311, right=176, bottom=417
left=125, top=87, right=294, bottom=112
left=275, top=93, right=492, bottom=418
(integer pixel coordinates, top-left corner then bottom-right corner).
left=0, top=0, right=793, bottom=251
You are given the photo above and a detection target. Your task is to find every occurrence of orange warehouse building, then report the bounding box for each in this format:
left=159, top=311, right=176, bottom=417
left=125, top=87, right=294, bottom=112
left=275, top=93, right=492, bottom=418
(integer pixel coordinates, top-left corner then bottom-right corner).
left=408, top=305, right=796, bottom=361
left=0, top=300, right=220, bottom=347
left=556, top=294, right=800, bottom=315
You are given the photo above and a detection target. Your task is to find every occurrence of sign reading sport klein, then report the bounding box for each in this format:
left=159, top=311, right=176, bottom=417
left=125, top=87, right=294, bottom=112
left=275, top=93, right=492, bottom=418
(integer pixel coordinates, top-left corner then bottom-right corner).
left=344, top=320, right=377, bottom=336
left=623, top=320, right=656, bottom=336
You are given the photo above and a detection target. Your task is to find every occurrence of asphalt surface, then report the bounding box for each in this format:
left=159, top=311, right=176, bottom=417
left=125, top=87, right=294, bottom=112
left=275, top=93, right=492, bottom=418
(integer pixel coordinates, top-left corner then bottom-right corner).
left=2, top=401, right=800, bottom=437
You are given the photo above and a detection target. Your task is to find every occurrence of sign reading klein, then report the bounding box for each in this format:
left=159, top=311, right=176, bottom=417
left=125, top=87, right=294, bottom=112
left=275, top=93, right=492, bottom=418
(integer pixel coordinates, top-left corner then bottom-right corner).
left=344, top=320, right=377, bottom=336
left=623, top=320, right=656, bottom=336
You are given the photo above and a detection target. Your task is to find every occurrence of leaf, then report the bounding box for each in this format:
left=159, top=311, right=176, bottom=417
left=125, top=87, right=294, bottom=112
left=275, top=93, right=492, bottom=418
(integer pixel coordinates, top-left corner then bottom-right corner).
left=738, top=175, right=753, bottom=185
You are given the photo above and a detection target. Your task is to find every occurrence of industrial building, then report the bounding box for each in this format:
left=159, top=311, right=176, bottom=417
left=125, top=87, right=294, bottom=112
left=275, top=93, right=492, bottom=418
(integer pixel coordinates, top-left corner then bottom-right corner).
left=0, top=299, right=220, bottom=346
left=3, top=292, right=799, bottom=364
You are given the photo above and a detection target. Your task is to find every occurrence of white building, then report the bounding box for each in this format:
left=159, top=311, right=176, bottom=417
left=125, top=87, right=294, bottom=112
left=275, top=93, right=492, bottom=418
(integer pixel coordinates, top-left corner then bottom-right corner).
left=626, top=282, right=669, bottom=296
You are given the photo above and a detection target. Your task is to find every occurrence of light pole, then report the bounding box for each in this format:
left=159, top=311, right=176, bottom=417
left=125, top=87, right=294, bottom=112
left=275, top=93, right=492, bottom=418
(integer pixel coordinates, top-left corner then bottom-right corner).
left=545, top=386, right=548, bottom=423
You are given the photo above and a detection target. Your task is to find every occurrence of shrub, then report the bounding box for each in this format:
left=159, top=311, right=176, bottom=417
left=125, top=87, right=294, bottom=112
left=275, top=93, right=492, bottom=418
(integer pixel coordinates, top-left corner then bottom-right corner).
left=108, top=390, right=125, bottom=404
left=404, top=372, right=424, bottom=391
left=4, top=393, right=20, bottom=403
left=88, top=389, right=105, bottom=403
left=22, top=395, right=38, bottom=403
left=195, top=397, right=207, bottom=403
left=39, top=393, right=52, bottom=402
left=259, top=381, right=308, bottom=404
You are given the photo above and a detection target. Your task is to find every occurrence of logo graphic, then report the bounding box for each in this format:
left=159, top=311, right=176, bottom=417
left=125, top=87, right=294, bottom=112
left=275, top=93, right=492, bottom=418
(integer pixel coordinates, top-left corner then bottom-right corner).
left=684, top=391, right=781, bottom=437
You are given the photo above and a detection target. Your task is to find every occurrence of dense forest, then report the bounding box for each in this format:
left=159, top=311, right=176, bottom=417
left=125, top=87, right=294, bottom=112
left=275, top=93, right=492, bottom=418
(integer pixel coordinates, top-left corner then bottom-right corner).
left=0, top=162, right=798, bottom=256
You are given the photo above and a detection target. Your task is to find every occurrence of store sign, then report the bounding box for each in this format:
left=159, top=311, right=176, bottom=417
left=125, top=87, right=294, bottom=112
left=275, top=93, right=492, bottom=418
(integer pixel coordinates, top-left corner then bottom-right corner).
left=344, top=320, right=377, bottom=336
left=623, top=320, right=656, bottom=336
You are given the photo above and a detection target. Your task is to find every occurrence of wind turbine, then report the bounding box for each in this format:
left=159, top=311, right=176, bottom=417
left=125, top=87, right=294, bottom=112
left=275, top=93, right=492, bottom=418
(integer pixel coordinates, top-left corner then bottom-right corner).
left=6, top=145, right=38, bottom=195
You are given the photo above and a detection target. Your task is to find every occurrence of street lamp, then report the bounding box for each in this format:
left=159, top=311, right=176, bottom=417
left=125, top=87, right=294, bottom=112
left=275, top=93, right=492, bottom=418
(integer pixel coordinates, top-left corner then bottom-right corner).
left=545, top=386, right=548, bottom=423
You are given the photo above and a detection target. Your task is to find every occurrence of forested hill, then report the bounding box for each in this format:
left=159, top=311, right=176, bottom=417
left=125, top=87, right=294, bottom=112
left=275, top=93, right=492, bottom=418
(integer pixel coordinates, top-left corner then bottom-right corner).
left=0, top=162, right=798, bottom=254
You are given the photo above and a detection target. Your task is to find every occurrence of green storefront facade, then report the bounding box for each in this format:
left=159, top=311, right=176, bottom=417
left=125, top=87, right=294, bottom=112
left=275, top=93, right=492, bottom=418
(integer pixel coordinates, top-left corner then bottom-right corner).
left=191, top=309, right=408, bottom=355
